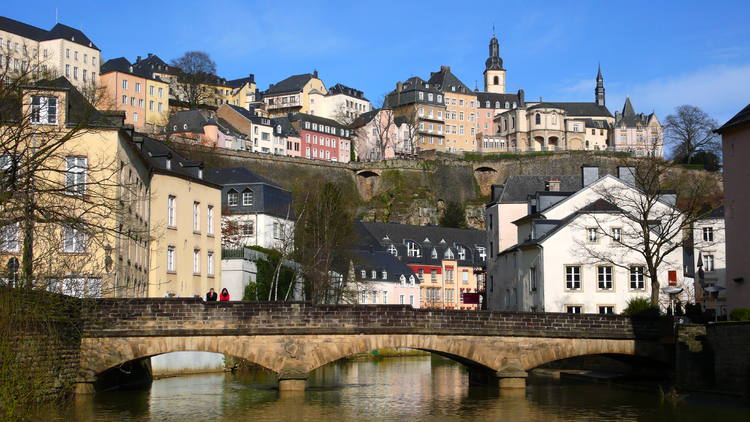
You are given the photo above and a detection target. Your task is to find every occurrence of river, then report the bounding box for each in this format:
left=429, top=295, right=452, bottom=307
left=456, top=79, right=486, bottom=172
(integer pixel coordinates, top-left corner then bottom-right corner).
left=44, top=355, right=749, bottom=422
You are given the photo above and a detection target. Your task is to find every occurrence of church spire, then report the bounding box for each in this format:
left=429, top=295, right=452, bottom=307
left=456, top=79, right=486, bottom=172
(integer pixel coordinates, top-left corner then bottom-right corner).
left=595, top=64, right=605, bottom=107
left=485, top=35, right=503, bottom=71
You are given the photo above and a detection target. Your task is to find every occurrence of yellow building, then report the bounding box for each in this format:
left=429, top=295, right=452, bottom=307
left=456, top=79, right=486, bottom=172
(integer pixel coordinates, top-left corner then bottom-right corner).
left=0, top=77, right=150, bottom=297
left=227, top=74, right=259, bottom=110
left=428, top=66, right=479, bottom=153
left=384, top=77, right=447, bottom=152
left=140, top=137, right=222, bottom=298
left=263, top=71, right=327, bottom=117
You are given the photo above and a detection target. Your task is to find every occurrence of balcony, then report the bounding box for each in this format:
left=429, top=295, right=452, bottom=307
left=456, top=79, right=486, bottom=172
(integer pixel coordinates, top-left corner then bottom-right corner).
left=266, top=99, right=301, bottom=110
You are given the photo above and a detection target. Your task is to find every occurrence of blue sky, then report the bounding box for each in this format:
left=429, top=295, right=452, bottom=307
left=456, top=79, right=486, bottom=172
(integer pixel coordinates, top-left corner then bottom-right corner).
left=5, top=0, right=750, bottom=124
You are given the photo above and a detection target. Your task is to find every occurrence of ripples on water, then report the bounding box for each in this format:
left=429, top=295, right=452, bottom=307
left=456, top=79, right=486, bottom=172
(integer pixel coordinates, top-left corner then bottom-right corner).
left=46, top=356, right=750, bottom=422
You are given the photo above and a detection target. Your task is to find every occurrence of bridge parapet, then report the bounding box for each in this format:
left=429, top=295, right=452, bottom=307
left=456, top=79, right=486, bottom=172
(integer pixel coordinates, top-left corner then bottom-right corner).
left=81, top=298, right=664, bottom=340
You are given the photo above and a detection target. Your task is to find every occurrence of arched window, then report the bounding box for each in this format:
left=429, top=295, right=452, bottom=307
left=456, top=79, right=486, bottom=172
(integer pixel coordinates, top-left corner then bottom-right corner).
left=485, top=101, right=490, bottom=108
left=502, top=119, right=507, bottom=131
left=431, top=248, right=438, bottom=259
left=505, top=101, right=510, bottom=108
left=444, top=248, right=455, bottom=259
left=511, top=116, right=515, bottom=128
left=493, top=76, right=499, bottom=85
left=535, top=113, right=541, bottom=125
left=495, top=101, right=500, bottom=108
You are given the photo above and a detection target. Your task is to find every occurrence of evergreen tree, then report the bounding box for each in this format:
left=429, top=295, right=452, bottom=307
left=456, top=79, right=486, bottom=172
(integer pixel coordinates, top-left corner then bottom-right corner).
left=439, top=201, right=467, bottom=228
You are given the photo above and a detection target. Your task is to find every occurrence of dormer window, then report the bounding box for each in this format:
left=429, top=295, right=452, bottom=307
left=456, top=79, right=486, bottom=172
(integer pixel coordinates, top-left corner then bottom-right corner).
left=31, top=96, right=57, bottom=124
left=406, top=240, right=421, bottom=257
left=388, top=244, right=397, bottom=256
left=361, top=270, right=366, bottom=279
left=198, top=168, right=203, bottom=179
left=183, top=124, right=188, bottom=130
left=444, top=249, right=454, bottom=259
left=371, top=270, right=376, bottom=279
left=242, top=189, right=254, bottom=206
left=457, top=246, right=466, bottom=260
left=431, top=248, right=438, bottom=259
left=227, top=190, right=239, bottom=206
left=382, top=271, right=387, bottom=280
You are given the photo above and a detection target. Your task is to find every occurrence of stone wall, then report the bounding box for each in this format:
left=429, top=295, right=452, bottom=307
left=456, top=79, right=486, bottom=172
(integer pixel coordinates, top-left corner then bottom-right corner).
left=707, top=322, right=750, bottom=396
left=82, top=298, right=663, bottom=340
left=169, top=142, right=722, bottom=230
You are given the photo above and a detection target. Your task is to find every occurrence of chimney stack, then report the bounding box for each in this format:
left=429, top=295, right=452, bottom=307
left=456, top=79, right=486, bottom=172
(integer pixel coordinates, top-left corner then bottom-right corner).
left=249, top=73, right=255, bottom=83
left=581, top=165, right=599, bottom=187
left=147, top=53, right=153, bottom=58
left=136, top=56, right=141, bottom=63
left=617, top=166, right=636, bottom=186
left=440, top=65, right=451, bottom=72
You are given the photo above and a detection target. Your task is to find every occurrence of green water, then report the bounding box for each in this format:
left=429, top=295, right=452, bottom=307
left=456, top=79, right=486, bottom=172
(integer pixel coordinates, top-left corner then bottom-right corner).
left=45, top=356, right=750, bottom=422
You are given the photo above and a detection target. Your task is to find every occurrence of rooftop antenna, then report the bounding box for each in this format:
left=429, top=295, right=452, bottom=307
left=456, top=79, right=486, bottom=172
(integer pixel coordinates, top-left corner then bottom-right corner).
left=492, top=24, right=495, bottom=37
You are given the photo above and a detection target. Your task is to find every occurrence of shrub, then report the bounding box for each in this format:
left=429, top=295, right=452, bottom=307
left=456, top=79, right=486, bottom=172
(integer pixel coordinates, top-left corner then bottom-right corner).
left=623, top=297, right=660, bottom=317
left=730, top=308, right=750, bottom=322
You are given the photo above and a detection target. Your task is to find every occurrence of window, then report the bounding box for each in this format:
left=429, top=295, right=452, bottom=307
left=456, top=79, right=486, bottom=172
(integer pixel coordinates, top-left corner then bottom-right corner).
left=149, top=100, right=154, bottom=111
left=193, top=202, right=200, bottom=232
left=630, top=266, right=645, bottom=290
left=62, top=225, right=86, bottom=253
left=31, top=96, right=57, bottom=124
left=158, top=87, right=163, bottom=98
left=702, top=227, right=714, bottom=242
left=418, top=91, right=424, bottom=100
left=207, top=205, right=214, bottom=235
left=704, top=255, right=715, bottom=272
left=273, top=222, right=281, bottom=240
left=445, top=289, right=454, bottom=303
left=167, top=246, right=175, bottom=272
left=383, top=291, right=388, bottom=304
left=612, top=228, right=621, bottom=242
left=406, top=241, right=421, bottom=257
left=409, top=295, right=414, bottom=306
left=193, top=249, right=200, bottom=274
left=0, top=222, right=19, bottom=252
left=207, top=251, right=214, bottom=276
left=388, top=244, right=397, bottom=256
left=418, top=269, right=424, bottom=281
left=598, top=266, right=613, bottom=290
left=457, top=246, right=466, bottom=260
left=227, top=191, right=238, bottom=206
left=167, top=195, right=176, bottom=227
left=122, top=95, right=127, bottom=104
left=445, top=268, right=454, bottom=283
left=122, top=79, right=128, bottom=90
left=360, top=291, right=367, bottom=304
left=430, top=269, right=437, bottom=282
left=149, top=86, right=155, bottom=96
left=587, top=228, right=598, bottom=242
left=462, top=270, right=468, bottom=285
left=566, top=305, right=582, bottom=314
left=242, top=221, right=254, bottom=236
left=431, top=248, right=438, bottom=259
left=444, top=249, right=454, bottom=260
left=371, top=270, right=377, bottom=279
left=242, top=190, right=253, bottom=206
left=598, top=306, right=614, bottom=314
left=135, top=82, right=141, bottom=93
left=565, top=266, right=581, bottom=290
left=133, top=112, right=138, bottom=122
left=65, top=157, right=87, bottom=194
left=535, top=113, right=541, bottom=125
left=399, top=295, right=405, bottom=304
left=382, top=271, right=387, bottom=280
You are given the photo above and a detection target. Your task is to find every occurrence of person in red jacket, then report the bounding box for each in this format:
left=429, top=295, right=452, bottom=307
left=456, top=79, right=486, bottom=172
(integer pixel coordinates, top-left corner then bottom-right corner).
left=219, top=288, right=230, bottom=301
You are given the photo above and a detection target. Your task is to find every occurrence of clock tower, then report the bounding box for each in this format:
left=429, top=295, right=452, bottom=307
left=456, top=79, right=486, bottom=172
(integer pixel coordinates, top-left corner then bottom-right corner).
left=483, top=35, right=506, bottom=93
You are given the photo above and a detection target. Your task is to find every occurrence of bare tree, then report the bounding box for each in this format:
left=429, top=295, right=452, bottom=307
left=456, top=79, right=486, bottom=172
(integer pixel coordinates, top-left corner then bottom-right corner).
left=665, top=105, right=720, bottom=163
left=574, top=158, right=718, bottom=306
left=170, top=51, right=219, bottom=108
left=396, top=104, right=421, bottom=156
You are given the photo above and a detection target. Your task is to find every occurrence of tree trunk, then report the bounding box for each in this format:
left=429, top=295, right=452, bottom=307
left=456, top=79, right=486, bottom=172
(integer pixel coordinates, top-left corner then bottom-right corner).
left=649, top=269, right=660, bottom=307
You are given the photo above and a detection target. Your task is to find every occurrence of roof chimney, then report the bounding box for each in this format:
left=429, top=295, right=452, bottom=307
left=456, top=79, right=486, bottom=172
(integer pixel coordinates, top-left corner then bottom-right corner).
left=396, top=81, right=403, bottom=92
left=581, top=165, right=599, bottom=187
left=147, top=53, right=153, bottom=58
left=617, top=166, right=636, bottom=186
left=136, top=56, right=141, bottom=63
left=249, top=73, right=255, bottom=83
left=313, top=70, right=318, bottom=78
left=440, top=65, right=450, bottom=72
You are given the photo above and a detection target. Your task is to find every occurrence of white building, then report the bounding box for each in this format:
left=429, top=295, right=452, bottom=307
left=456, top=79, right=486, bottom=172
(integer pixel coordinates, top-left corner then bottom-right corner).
left=487, top=166, right=686, bottom=313
left=0, top=16, right=100, bottom=88
left=309, top=83, right=371, bottom=123
left=205, top=167, right=294, bottom=251
left=352, top=250, right=422, bottom=308
left=692, top=206, right=726, bottom=314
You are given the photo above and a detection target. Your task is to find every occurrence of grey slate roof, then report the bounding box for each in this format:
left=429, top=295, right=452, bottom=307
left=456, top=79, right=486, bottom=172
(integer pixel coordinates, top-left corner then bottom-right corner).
left=358, top=221, right=486, bottom=268
left=166, top=110, right=217, bottom=134
left=266, top=73, right=313, bottom=95
left=716, top=103, right=750, bottom=133
left=384, top=76, right=445, bottom=108
left=0, top=17, right=99, bottom=50
left=271, top=116, right=299, bottom=137
left=350, top=109, right=380, bottom=128
left=614, top=97, right=654, bottom=127
left=227, top=75, right=255, bottom=88
left=476, top=92, right=520, bottom=108
left=139, top=136, right=216, bottom=187
left=205, top=167, right=293, bottom=219
left=132, top=54, right=178, bottom=77
left=582, top=118, right=611, bottom=129
left=428, top=66, right=474, bottom=95
left=528, top=102, right=613, bottom=118
left=328, top=83, right=366, bottom=100
left=699, top=205, right=724, bottom=220
left=100, top=57, right=164, bottom=82
left=205, top=167, right=277, bottom=186
left=354, top=250, right=418, bottom=284
left=495, top=175, right=582, bottom=203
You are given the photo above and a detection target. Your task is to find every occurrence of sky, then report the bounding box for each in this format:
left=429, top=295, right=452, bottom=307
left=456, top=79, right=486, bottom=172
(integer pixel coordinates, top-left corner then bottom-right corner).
left=5, top=0, right=750, bottom=124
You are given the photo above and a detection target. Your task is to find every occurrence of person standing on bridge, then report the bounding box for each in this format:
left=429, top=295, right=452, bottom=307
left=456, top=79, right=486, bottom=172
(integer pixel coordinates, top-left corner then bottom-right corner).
left=220, top=288, right=230, bottom=301
left=206, top=288, right=218, bottom=302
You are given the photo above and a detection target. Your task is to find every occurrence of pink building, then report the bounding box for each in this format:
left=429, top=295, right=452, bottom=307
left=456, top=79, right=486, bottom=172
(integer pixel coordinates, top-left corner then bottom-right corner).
left=716, top=104, right=750, bottom=311
left=288, top=113, right=352, bottom=163
left=351, top=109, right=413, bottom=161
left=354, top=250, right=421, bottom=307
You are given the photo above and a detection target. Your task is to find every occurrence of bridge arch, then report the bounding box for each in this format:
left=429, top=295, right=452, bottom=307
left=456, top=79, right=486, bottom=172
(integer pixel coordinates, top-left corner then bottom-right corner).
left=354, top=170, right=381, bottom=201
left=473, top=166, right=499, bottom=196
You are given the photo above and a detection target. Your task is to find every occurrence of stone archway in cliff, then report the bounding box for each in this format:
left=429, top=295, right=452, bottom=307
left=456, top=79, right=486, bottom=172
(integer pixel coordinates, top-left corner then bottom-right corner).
left=354, top=170, right=381, bottom=201
left=473, top=166, right=499, bottom=197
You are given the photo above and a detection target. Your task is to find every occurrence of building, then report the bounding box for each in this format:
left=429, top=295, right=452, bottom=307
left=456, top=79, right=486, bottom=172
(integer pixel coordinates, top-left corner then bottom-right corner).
left=99, top=57, right=170, bottom=131
left=205, top=167, right=294, bottom=251
left=140, top=136, right=222, bottom=298
left=350, top=108, right=415, bottom=161
left=226, top=74, right=260, bottom=110
left=715, top=104, right=750, bottom=311
left=357, top=221, right=486, bottom=310
left=611, top=97, right=664, bottom=157
left=692, top=206, right=726, bottom=314
left=309, top=83, right=371, bottom=122
left=352, top=249, right=421, bottom=307
left=288, top=113, right=352, bottom=162
left=215, top=104, right=280, bottom=154
left=0, top=77, right=149, bottom=297
left=164, top=109, right=247, bottom=150
left=263, top=71, right=327, bottom=117
left=271, top=116, right=301, bottom=157
left=384, top=77, right=446, bottom=152
left=0, top=16, right=100, bottom=88
left=428, top=65, right=479, bottom=152
left=487, top=167, right=685, bottom=313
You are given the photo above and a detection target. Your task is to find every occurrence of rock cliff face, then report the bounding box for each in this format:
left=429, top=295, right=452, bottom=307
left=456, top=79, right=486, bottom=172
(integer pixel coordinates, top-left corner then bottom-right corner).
left=169, top=143, right=722, bottom=231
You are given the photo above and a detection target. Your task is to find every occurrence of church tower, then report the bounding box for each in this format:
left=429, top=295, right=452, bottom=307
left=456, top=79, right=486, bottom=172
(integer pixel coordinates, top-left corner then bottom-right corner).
left=483, top=35, right=506, bottom=93
left=595, top=65, right=605, bottom=106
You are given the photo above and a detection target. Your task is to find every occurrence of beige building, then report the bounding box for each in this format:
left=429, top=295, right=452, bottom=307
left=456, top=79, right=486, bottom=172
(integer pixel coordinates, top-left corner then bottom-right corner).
left=0, top=77, right=150, bottom=297
left=100, top=57, right=170, bottom=131
left=428, top=66, right=478, bottom=152
left=715, top=104, right=750, bottom=311
left=384, top=77, right=446, bottom=152
left=612, top=97, right=663, bottom=157
left=309, top=83, right=371, bottom=123
left=0, top=16, right=100, bottom=88
left=141, top=137, right=222, bottom=298
left=263, top=71, right=327, bottom=117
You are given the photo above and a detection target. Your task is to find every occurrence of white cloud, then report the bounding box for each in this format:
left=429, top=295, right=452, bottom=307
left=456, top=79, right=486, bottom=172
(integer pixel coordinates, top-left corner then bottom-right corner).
left=607, top=64, right=750, bottom=124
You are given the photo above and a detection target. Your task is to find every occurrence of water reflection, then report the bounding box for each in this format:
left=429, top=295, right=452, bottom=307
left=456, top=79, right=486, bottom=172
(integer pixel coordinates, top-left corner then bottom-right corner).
left=46, top=356, right=750, bottom=422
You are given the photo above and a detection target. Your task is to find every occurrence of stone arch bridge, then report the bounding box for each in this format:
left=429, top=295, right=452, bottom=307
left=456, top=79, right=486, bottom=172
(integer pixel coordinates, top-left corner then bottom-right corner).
left=78, top=299, right=670, bottom=392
